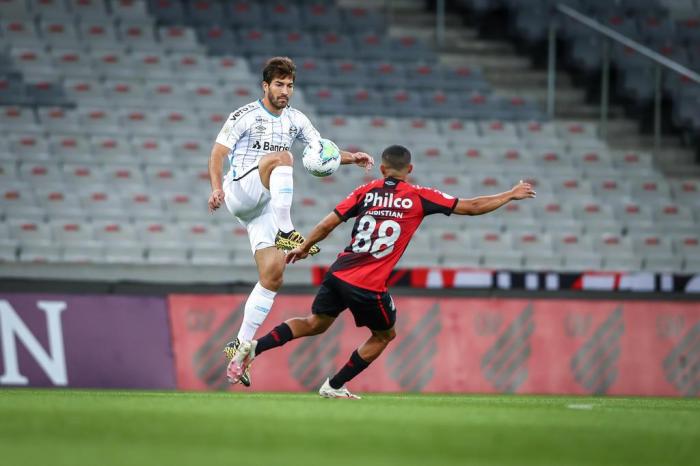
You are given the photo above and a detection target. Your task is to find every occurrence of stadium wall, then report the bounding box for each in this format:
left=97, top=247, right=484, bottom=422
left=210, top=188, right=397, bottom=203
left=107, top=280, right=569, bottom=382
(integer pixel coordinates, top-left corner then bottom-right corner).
left=2, top=293, right=699, bottom=397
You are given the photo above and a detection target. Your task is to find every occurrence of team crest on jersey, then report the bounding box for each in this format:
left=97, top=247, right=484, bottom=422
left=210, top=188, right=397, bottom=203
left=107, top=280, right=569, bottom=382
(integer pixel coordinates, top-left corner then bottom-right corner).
left=288, top=125, right=299, bottom=138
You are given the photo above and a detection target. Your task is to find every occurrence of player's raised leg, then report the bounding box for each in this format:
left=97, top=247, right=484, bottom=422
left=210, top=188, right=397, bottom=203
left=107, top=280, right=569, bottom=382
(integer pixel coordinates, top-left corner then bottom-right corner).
left=258, top=150, right=319, bottom=254
left=319, top=328, right=396, bottom=400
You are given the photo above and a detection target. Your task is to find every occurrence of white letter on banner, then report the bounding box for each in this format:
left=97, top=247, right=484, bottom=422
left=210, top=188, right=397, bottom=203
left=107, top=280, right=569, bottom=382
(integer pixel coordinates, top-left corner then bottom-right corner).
left=0, top=300, right=68, bottom=386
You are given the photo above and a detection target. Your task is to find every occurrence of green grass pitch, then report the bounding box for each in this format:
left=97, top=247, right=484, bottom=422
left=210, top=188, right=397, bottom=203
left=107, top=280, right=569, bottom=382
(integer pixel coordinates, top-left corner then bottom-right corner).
left=1, top=389, right=698, bottom=466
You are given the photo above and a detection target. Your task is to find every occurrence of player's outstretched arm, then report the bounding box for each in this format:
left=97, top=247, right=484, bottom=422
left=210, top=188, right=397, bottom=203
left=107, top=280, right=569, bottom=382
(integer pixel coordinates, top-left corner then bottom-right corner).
left=340, top=150, right=374, bottom=170
left=207, top=143, right=229, bottom=212
left=453, top=181, right=536, bottom=216
left=286, top=212, right=343, bottom=264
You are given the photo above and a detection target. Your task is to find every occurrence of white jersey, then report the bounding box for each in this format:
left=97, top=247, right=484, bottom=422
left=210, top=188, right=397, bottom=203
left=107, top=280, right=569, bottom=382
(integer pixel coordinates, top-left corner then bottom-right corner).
left=215, top=99, right=321, bottom=178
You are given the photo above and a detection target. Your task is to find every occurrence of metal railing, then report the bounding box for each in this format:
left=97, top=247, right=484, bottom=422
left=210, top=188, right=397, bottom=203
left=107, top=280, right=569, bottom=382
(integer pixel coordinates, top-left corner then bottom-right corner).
left=548, top=4, right=700, bottom=153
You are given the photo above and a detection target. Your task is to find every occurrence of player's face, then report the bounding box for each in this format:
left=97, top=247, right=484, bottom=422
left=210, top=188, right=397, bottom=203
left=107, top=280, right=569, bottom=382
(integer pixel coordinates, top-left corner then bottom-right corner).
left=264, top=75, right=294, bottom=110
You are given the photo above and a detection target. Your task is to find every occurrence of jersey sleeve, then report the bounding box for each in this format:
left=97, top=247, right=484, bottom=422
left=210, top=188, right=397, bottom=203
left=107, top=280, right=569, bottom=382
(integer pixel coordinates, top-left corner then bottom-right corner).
left=333, top=185, right=367, bottom=221
left=417, top=186, right=458, bottom=216
left=215, top=113, right=247, bottom=149
left=295, top=111, right=321, bottom=147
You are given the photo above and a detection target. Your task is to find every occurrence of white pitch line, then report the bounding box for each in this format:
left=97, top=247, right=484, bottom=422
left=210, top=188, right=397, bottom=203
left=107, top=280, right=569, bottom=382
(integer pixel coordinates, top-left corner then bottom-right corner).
left=567, top=404, right=594, bottom=410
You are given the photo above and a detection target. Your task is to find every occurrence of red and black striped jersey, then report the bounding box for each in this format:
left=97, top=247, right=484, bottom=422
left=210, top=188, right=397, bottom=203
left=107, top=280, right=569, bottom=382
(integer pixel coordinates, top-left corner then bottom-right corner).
left=330, top=177, right=457, bottom=292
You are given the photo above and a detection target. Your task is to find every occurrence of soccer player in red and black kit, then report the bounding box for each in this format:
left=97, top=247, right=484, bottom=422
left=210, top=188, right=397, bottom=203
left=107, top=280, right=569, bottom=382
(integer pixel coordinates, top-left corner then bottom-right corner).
left=228, top=145, right=536, bottom=398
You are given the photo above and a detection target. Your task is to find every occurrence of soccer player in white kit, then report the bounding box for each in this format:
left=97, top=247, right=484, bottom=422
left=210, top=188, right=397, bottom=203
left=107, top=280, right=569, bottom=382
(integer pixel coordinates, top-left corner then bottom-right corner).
left=207, top=57, right=374, bottom=386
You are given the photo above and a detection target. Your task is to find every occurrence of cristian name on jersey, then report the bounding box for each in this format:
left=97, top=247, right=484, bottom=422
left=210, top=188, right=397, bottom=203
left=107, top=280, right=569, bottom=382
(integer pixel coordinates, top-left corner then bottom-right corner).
left=215, top=100, right=321, bottom=177
left=330, top=177, right=458, bottom=292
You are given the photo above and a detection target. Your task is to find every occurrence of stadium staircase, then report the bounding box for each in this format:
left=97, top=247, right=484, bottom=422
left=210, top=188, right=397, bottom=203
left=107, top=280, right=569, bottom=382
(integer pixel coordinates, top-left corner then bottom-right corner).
left=381, top=0, right=699, bottom=176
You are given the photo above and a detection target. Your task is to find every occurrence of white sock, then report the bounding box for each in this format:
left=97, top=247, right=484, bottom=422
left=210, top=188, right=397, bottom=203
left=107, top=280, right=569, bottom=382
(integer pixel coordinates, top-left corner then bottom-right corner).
left=237, top=282, right=277, bottom=341
left=269, top=165, right=294, bottom=233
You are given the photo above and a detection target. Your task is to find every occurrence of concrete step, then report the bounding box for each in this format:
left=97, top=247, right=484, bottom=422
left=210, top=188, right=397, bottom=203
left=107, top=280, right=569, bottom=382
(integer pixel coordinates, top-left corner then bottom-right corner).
left=658, top=163, right=700, bottom=177
left=605, top=135, right=688, bottom=152
left=554, top=104, right=627, bottom=120
left=441, top=38, right=516, bottom=56
left=439, top=52, right=532, bottom=71
left=389, top=11, right=464, bottom=28
left=485, top=69, right=573, bottom=89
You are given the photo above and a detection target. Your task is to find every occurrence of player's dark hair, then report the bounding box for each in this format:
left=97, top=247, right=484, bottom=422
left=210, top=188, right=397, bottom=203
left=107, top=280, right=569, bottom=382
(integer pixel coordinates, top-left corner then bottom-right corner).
left=381, top=145, right=411, bottom=170
left=262, top=57, right=296, bottom=83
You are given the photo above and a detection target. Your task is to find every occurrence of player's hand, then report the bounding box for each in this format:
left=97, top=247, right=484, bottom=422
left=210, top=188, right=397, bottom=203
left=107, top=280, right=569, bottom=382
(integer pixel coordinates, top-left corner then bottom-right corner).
left=352, top=152, right=374, bottom=171
left=285, top=247, right=310, bottom=264
left=511, top=180, right=536, bottom=200
left=208, top=189, right=225, bottom=212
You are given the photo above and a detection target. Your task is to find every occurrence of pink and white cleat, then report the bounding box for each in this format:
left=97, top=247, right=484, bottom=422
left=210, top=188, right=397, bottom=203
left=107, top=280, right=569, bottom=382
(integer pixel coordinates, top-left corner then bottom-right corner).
left=226, top=340, right=252, bottom=385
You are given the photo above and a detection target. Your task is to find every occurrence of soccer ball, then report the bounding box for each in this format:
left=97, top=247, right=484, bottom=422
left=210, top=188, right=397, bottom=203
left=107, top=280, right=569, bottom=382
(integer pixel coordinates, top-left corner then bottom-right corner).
left=303, top=138, right=341, bottom=177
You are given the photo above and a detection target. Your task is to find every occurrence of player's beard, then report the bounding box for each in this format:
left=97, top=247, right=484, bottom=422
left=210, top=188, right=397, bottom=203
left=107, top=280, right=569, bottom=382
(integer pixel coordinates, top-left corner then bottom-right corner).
left=269, top=93, right=289, bottom=110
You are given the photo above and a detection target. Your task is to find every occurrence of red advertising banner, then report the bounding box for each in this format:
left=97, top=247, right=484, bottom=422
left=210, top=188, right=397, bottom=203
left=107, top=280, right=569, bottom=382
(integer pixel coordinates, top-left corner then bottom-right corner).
left=168, top=295, right=700, bottom=396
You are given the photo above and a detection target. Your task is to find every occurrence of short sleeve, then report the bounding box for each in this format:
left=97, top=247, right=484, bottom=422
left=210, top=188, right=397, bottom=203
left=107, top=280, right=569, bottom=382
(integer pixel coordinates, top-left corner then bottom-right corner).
left=333, top=185, right=367, bottom=221
left=295, top=111, right=321, bottom=147
left=418, top=186, right=458, bottom=216
left=215, top=113, right=246, bottom=149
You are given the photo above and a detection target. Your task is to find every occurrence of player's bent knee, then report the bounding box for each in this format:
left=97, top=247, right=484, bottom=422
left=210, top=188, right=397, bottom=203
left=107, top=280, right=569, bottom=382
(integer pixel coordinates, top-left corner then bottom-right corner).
left=278, top=150, right=293, bottom=165
left=307, top=316, right=330, bottom=335
left=259, top=275, right=283, bottom=291
left=373, top=328, right=396, bottom=345
left=263, top=150, right=293, bottom=168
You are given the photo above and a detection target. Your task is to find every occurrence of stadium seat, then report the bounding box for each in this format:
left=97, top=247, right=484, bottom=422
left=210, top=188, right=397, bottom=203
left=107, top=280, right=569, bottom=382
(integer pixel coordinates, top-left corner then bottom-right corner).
left=132, top=52, right=172, bottom=79
left=9, top=218, right=53, bottom=245
left=118, top=22, right=160, bottom=51
left=91, top=136, right=137, bottom=164
left=670, top=179, right=700, bottom=205
left=112, top=0, right=151, bottom=23
left=119, top=109, right=160, bottom=136
left=81, top=190, right=126, bottom=219
left=224, top=1, right=263, bottom=28
left=38, top=20, right=82, bottom=49
left=38, top=107, right=81, bottom=134
left=185, top=0, right=224, bottom=26
left=79, top=21, right=120, bottom=51
left=50, top=219, right=95, bottom=245
left=0, top=20, right=41, bottom=47
left=104, top=242, right=145, bottom=264
left=19, top=243, right=62, bottom=263
left=302, top=3, right=343, bottom=31
left=170, top=53, right=211, bottom=81
left=385, top=89, right=423, bottom=117
left=342, top=7, right=385, bottom=32
left=158, top=25, right=200, bottom=53
left=1, top=106, right=38, bottom=131
left=103, top=164, right=146, bottom=192
left=62, top=242, right=104, bottom=263
left=265, top=3, right=301, bottom=28
left=327, top=60, right=367, bottom=87
left=653, top=203, right=697, bottom=233
left=124, top=192, right=165, bottom=220
left=133, top=137, right=174, bottom=164
left=0, top=239, right=19, bottom=262
left=135, top=220, right=182, bottom=245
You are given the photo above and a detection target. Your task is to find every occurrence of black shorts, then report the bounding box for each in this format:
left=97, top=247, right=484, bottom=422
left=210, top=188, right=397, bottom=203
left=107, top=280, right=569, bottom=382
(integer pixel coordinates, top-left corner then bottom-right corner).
left=312, top=272, right=396, bottom=331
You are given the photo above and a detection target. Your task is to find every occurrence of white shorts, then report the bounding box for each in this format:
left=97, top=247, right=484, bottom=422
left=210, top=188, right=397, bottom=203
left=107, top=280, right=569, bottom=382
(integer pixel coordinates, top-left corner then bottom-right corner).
left=223, top=166, right=277, bottom=253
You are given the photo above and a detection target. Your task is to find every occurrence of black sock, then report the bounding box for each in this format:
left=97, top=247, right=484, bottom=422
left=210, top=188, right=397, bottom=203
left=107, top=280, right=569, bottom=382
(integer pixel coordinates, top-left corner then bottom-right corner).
left=329, top=350, right=370, bottom=389
left=254, top=323, right=293, bottom=356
